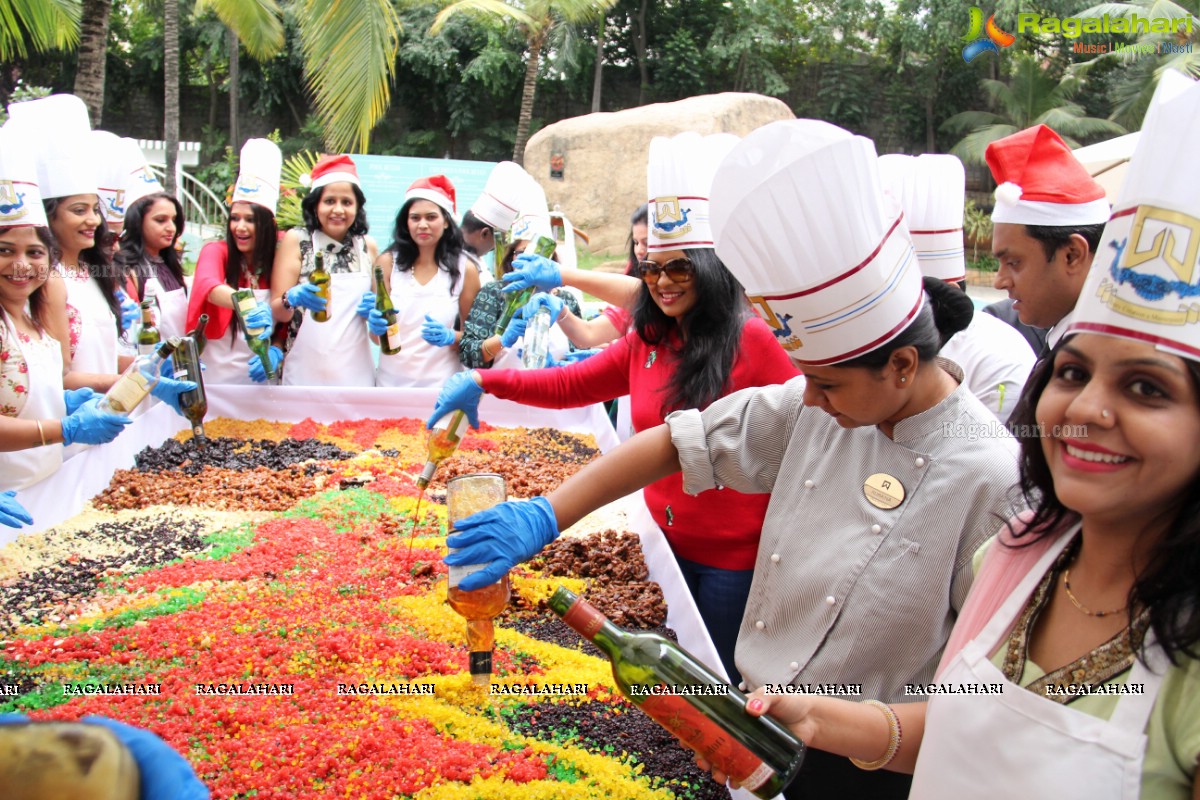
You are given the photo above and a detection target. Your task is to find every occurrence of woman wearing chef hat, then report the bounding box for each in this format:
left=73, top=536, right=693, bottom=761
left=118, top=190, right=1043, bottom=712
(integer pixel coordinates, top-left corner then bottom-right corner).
left=186, top=139, right=285, bottom=384
left=713, top=71, right=1200, bottom=800
left=429, top=120, right=1022, bottom=798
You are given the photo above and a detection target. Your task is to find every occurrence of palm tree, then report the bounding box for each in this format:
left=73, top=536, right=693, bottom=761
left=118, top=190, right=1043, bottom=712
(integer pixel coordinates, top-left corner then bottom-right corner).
left=0, top=0, right=79, bottom=61
left=73, top=0, right=111, bottom=125
left=941, top=53, right=1127, bottom=165
left=164, top=0, right=179, bottom=194
left=431, top=0, right=618, bottom=163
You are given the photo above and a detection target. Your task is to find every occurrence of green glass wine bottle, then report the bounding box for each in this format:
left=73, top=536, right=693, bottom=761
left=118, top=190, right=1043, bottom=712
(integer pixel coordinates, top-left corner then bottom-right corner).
left=373, top=266, right=401, bottom=355
left=493, top=233, right=557, bottom=336
left=173, top=334, right=208, bottom=447
left=309, top=251, right=331, bottom=323
left=548, top=586, right=805, bottom=798
left=230, top=289, right=277, bottom=383
left=136, top=300, right=159, bottom=356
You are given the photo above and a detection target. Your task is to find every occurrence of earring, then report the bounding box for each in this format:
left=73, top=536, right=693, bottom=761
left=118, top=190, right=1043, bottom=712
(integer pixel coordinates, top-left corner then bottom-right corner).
left=900, top=376, right=907, bottom=383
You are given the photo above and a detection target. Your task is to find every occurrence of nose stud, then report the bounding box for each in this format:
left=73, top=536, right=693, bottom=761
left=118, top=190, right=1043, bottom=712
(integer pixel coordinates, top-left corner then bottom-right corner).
left=1101, top=409, right=1110, bottom=419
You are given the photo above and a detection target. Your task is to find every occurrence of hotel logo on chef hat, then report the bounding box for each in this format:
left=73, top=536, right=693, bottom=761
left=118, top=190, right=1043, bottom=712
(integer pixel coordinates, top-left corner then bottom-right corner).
left=647, top=132, right=740, bottom=252
left=986, top=124, right=1109, bottom=226
left=1067, top=71, right=1200, bottom=362
left=711, top=120, right=923, bottom=366
left=91, top=131, right=162, bottom=225
left=405, top=175, right=456, bottom=216
left=878, top=154, right=967, bottom=283
left=471, top=161, right=528, bottom=231
left=6, top=93, right=98, bottom=201
left=0, top=125, right=49, bottom=228
left=308, top=154, right=359, bottom=190
left=232, top=138, right=283, bottom=215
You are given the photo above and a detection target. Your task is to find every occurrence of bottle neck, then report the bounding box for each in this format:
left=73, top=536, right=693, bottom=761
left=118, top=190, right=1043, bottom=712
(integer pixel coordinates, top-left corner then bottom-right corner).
left=559, top=595, right=623, bottom=659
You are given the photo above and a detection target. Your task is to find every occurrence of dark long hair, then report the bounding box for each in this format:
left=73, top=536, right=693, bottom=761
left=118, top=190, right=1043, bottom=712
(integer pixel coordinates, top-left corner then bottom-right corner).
left=1008, top=340, right=1200, bottom=665
left=224, top=203, right=277, bottom=290
left=841, top=276, right=974, bottom=369
left=626, top=203, right=648, bottom=276
left=387, top=199, right=465, bottom=294
left=43, top=197, right=122, bottom=336
left=0, top=225, right=54, bottom=328
left=631, top=247, right=748, bottom=412
left=300, top=183, right=369, bottom=237
left=115, top=192, right=186, bottom=298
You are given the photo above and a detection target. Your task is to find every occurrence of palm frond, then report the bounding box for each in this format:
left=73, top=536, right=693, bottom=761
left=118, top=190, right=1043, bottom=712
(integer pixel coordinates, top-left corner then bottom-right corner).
left=431, top=0, right=536, bottom=35
left=277, top=149, right=321, bottom=232
left=0, top=0, right=79, bottom=60
left=949, top=124, right=1018, bottom=165
left=196, top=0, right=285, bottom=60
left=940, top=110, right=1007, bottom=133
left=1035, top=108, right=1126, bottom=140
left=298, top=0, right=402, bottom=153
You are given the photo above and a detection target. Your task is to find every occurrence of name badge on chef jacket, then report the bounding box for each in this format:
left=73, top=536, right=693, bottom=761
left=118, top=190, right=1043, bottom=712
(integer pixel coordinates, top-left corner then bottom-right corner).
left=863, top=473, right=905, bottom=509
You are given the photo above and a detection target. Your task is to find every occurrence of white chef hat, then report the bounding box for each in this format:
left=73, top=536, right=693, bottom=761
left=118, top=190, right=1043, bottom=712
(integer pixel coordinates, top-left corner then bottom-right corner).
left=0, top=125, right=49, bottom=228
left=91, top=131, right=160, bottom=225
left=647, top=131, right=740, bottom=253
left=6, top=94, right=99, bottom=201
left=472, top=161, right=527, bottom=230
left=509, top=171, right=553, bottom=243
left=878, top=154, right=966, bottom=283
left=711, top=120, right=923, bottom=366
left=1066, top=70, right=1200, bottom=363
left=231, top=138, right=282, bottom=215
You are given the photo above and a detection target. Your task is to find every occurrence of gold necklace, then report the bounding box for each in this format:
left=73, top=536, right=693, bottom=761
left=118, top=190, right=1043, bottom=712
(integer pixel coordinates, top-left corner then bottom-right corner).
left=1062, top=568, right=1127, bottom=618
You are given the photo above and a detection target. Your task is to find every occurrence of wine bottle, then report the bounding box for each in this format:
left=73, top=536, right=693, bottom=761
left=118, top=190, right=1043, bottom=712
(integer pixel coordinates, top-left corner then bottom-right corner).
left=549, top=586, right=806, bottom=798
left=374, top=266, right=401, bottom=355
left=97, top=338, right=178, bottom=416
left=309, top=251, right=331, bottom=323
left=520, top=303, right=553, bottom=369
left=416, top=410, right=469, bottom=490
left=493, top=234, right=557, bottom=336
left=492, top=228, right=510, bottom=283
left=187, top=313, right=209, bottom=356
left=136, top=300, right=159, bottom=356
left=445, top=474, right=511, bottom=685
left=230, top=289, right=277, bottom=383
left=173, top=335, right=208, bottom=446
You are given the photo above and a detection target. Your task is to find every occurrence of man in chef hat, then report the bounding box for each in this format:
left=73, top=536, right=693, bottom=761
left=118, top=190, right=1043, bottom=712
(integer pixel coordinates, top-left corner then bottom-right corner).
left=879, top=153, right=1035, bottom=422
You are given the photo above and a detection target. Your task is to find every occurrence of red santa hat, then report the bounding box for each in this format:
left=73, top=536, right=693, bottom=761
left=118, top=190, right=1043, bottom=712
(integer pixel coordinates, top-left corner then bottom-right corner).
left=985, top=125, right=1109, bottom=226
left=308, top=154, right=360, bottom=190
left=405, top=175, right=456, bottom=216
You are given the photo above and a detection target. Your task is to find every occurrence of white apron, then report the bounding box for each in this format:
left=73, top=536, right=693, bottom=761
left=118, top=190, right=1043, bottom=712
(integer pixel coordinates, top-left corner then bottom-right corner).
left=61, top=268, right=119, bottom=374
left=0, top=319, right=66, bottom=491
left=143, top=274, right=188, bottom=344
left=911, top=530, right=1166, bottom=800
left=283, top=235, right=374, bottom=387
left=203, top=288, right=270, bottom=385
left=376, top=264, right=464, bottom=388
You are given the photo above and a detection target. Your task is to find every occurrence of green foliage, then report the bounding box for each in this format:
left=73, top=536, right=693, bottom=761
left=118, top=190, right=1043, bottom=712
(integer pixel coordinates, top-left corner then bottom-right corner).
left=0, top=80, right=51, bottom=124
left=654, top=29, right=707, bottom=100
left=0, top=0, right=79, bottom=61
left=963, top=199, right=994, bottom=262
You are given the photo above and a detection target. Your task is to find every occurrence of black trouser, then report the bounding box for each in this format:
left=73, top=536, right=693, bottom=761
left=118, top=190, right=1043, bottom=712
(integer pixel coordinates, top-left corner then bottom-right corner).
left=784, top=746, right=912, bottom=800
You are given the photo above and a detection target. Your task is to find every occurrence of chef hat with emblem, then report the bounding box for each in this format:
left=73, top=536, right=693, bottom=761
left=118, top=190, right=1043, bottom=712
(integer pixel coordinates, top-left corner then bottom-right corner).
left=509, top=172, right=552, bottom=244
left=0, top=125, right=49, bottom=228
left=711, top=120, right=923, bottom=367
left=6, top=93, right=98, bottom=201
left=1066, top=71, right=1200, bottom=362
left=878, top=154, right=967, bottom=283
left=91, top=131, right=161, bottom=225
left=471, top=161, right=527, bottom=230
left=405, top=175, right=456, bottom=216
left=986, top=125, right=1109, bottom=226
left=232, top=138, right=283, bottom=215
left=647, top=132, right=740, bottom=253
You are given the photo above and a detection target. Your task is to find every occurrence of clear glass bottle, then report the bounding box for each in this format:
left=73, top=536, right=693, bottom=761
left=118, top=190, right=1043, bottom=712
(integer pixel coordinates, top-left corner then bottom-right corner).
left=98, top=338, right=178, bottom=416
left=520, top=303, right=553, bottom=369
left=416, top=410, right=470, bottom=490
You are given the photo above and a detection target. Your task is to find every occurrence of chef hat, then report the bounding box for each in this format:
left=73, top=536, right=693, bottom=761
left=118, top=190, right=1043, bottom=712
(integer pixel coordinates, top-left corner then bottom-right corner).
left=878, top=154, right=966, bottom=283
left=0, top=125, right=49, bottom=228
left=309, top=154, right=359, bottom=190
left=509, top=172, right=553, bottom=243
left=986, top=125, right=1109, bottom=226
left=405, top=174, right=456, bottom=216
left=91, top=132, right=161, bottom=225
left=471, top=161, right=527, bottom=230
left=1066, top=71, right=1200, bottom=362
left=711, top=120, right=923, bottom=366
left=647, top=132, right=740, bottom=253
left=232, top=138, right=282, bottom=215
left=6, top=94, right=98, bottom=200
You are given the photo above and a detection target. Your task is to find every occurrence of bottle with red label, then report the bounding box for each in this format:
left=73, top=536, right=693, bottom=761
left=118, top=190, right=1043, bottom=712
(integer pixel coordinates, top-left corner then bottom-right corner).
left=548, top=585, right=805, bottom=798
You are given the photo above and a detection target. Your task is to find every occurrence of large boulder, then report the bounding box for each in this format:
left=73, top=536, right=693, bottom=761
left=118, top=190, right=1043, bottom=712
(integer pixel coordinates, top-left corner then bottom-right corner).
left=525, top=93, right=794, bottom=258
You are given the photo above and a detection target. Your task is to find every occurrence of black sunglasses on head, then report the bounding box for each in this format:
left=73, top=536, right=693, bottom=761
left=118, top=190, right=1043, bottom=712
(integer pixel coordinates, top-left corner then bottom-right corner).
left=638, top=257, right=694, bottom=284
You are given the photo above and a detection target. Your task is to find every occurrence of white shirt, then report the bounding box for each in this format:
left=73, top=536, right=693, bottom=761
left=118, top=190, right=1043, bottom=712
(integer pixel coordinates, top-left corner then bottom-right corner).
left=940, top=312, right=1036, bottom=422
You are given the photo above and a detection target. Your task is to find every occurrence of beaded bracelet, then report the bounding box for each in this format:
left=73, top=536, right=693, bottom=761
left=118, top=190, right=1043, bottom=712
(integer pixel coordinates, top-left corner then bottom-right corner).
left=849, top=699, right=902, bottom=771
left=36, top=419, right=47, bottom=447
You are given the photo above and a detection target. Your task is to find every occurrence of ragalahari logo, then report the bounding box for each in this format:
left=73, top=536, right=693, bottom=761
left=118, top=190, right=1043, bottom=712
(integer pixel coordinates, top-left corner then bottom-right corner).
left=962, top=7, right=1016, bottom=62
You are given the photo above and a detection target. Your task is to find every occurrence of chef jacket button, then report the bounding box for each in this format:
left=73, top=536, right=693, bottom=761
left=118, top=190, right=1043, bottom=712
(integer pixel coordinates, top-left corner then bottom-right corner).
left=738, top=682, right=747, bottom=691
left=915, top=457, right=926, bottom=468
left=871, top=524, right=882, bottom=534
left=825, top=596, right=836, bottom=606
left=789, top=661, right=799, bottom=671
left=770, top=553, right=781, bottom=563
left=804, top=479, right=815, bottom=489
left=755, top=620, right=766, bottom=630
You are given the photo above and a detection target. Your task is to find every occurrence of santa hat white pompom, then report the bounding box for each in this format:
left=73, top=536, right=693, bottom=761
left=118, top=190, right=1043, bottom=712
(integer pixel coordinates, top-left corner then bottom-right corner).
left=994, top=181, right=1023, bottom=206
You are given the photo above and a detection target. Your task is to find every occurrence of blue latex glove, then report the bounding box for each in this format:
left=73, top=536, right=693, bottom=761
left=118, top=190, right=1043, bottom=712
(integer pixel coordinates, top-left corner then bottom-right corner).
left=366, top=308, right=390, bottom=336
left=427, top=371, right=483, bottom=430
left=242, top=301, right=274, bottom=340
left=421, top=314, right=456, bottom=347
left=116, top=290, right=140, bottom=332
left=503, top=253, right=562, bottom=293
left=0, top=491, right=33, bottom=528
left=445, top=496, right=560, bottom=590
left=356, top=292, right=376, bottom=319
left=60, top=398, right=133, bottom=445
left=524, top=292, right=565, bottom=325
left=83, top=716, right=211, bottom=800
left=149, top=375, right=199, bottom=414
left=248, top=346, right=283, bottom=383
left=285, top=281, right=327, bottom=312
left=551, top=348, right=601, bottom=367
left=500, top=308, right=528, bottom=349
left=63, top=387, right=97, bottom=414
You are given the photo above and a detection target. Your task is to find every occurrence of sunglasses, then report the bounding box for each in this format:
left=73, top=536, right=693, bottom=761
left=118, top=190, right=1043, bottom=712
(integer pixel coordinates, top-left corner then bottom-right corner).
left=638, top=257, right=694, bottom=284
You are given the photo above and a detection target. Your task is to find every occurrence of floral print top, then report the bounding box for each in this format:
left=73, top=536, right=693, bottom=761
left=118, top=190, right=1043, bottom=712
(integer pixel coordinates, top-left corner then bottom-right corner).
left=0, top=318, right=33, bottom=417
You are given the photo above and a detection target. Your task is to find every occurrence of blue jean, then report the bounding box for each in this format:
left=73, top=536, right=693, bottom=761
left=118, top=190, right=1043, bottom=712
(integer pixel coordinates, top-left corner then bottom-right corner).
left=672, top=554, right=754, bottom=687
